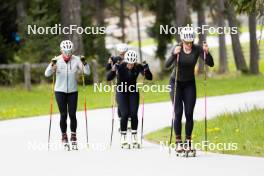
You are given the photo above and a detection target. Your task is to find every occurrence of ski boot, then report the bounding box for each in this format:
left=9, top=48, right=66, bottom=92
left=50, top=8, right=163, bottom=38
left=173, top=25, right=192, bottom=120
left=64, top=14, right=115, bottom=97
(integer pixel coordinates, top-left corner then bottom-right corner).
left=131, top=130, right=140, bottom=149
left=62, top=133, right=70, bottom=151
left=120, top=132, right=130, bottom=149
left=175, top=137, right=184, bottom=157
left=183, top=138, right=196, bottom=157
left=70, top=132, right=78, bottom=150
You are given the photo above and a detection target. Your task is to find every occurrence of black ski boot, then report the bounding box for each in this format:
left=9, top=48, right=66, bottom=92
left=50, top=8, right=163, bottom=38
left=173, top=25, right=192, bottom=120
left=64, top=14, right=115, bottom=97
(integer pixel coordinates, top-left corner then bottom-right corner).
left=62, top=133, right=70, bottom=151
left=70, top=132, right=78, bottom=150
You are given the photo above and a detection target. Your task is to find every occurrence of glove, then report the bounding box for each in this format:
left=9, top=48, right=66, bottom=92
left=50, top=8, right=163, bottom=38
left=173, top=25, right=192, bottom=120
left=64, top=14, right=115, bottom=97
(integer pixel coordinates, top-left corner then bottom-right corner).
left=80, top=56, right=87, bottom=65
left=112, top=63, right=120, bottom=71
left=142, top=61, right=149, bottom=70
left=51, top=57, right=57, bottom=66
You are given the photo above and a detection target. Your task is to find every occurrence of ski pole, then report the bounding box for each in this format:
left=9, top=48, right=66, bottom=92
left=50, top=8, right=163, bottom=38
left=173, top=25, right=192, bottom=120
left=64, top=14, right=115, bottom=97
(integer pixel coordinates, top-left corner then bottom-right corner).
left=110, top=81, right=116, bottom=147
left=169, top=52, right=180, bottom=154
left=81, top=56, right=89, bottom=148
left=203, top=41, right=208, bottom=152
left=140, top=64, right=146, bottom=147
left=110, top=60, right=117, bottom=147
left=48, top=58, right=56, bottom=150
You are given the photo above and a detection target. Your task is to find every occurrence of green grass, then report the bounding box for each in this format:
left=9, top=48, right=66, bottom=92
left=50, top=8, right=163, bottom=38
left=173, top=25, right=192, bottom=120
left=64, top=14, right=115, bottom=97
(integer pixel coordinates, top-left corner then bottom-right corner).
left=1, top=74, right=264, bottom=120
left=146, top=108, right=264, bottom=157
left=209, top=40, right=264, bottom=73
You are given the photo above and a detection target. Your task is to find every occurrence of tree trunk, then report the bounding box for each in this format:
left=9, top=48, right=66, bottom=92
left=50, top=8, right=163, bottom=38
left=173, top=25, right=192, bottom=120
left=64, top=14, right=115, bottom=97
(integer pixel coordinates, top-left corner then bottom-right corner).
left=175, top=0, right=188, bottom=42
left=120, top=0, right=125, bottom=42
left=217, top=0, right=228, bottom=73
left=60, top=0, right=84, bottom=55
left=226, top=5, right=248, bottom=73
left=249, top=13, right=259, bottom=74
left=197, top=5, right=206, bottom=74
left=95, top=0, right=107, bottom=66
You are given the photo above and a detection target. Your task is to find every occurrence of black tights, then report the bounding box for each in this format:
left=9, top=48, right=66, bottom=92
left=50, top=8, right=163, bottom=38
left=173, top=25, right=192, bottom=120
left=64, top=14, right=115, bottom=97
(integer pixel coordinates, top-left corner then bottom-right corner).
left=170, top=78, right=196, bottom=138
left=55, top=92, right=78, bottom=134
left=116, top=92, right=139, bottom=132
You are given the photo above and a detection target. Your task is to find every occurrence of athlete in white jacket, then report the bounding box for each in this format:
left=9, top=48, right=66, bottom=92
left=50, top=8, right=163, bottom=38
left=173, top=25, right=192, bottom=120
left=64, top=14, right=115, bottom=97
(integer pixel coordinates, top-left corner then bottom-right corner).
left=45, top=40, right=90, bottom=150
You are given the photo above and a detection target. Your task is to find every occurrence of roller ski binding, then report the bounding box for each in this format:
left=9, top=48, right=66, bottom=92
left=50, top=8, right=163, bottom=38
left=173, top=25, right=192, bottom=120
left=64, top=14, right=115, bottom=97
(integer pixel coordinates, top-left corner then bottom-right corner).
left=131, top=130, right=140, bottom=149
left=183, top=138, right=196, bottom=157
left=70, top=132, right=78, bottom=150
left=175, top=139, right=185, bottom=157
left=62, top=133, right=70, bottom=151
left=120, top=132, right=130, bottom=149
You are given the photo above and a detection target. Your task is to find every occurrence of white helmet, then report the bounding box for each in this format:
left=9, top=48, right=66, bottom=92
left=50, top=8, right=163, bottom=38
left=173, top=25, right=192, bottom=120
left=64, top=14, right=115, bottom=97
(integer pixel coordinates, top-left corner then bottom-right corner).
left=60, top=40, right=74, bottom=52
left=180, top=26, right=195, bottom=42
left=124, top=50, right=137, bottom=64
left=116, top=43, right=128, bottom=53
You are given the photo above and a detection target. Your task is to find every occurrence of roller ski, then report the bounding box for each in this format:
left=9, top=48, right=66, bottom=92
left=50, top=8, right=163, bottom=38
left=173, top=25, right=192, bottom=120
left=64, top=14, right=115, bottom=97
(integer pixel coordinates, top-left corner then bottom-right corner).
left=62, top=133, right=70, bottom=151
left=175, top=140, right=185, bottom=157
left=120, top=132, right=130, bottom=149
left=183, top=139, right=196, bottom=157
left=131, top=130, right=141, bottom=149
left=70, top=132, right=78, bottom=150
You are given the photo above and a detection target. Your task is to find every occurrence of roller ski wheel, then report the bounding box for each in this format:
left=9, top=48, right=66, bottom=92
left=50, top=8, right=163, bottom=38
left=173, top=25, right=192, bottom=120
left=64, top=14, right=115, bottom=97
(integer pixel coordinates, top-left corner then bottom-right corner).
left=121, top=143, right=131, bottom=149
left=184, top=149, right=196, bottom=157
left=131, top=142, right=140, bottom=149
left=62, top=133, right=70, bottom=151
left=70, top=132, right=78, bottom=150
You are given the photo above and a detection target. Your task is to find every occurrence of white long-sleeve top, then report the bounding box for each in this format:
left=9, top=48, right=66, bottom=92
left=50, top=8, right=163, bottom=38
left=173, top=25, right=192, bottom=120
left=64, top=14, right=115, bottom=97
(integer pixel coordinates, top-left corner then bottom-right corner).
left=45, top=55, right=90, bottom=93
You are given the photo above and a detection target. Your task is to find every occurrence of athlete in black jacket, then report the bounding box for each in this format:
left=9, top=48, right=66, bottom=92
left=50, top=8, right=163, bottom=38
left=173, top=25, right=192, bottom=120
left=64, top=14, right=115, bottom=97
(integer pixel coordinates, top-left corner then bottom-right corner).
left=107, top=50, right=152, bottom=148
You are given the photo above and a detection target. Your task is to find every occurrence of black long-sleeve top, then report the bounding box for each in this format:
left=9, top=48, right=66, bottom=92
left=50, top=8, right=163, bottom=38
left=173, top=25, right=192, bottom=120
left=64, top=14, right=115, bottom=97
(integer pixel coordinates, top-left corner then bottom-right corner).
left=164, top=44, right=214, bottom=81
left=107, top=63, right=153, bottom=92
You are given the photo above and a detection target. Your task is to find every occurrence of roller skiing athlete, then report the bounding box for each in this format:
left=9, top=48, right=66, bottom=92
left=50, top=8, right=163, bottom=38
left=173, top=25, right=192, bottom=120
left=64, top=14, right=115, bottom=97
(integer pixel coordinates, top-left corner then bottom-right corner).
left=165, top=26, right=214, bottom=157
left=106, top=44, right=132, bottom=135
left=107, top=50, right=152, bottom=149
left=45, top=40, right=90, bottom=151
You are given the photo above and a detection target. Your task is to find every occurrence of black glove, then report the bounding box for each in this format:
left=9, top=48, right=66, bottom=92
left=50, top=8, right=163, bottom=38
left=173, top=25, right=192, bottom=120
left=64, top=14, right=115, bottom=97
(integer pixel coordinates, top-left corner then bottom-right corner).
left=51, top=57, right=57, bottom=66
left=80, top=56, right=87, bottom=65
left=142, top=61, right=149, bottom=70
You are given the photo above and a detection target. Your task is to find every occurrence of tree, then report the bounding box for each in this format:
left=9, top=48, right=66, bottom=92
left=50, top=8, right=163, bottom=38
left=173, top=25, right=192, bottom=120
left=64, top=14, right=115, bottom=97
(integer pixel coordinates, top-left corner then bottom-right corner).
left=225, top=4, right=248, bottom=73
left=229, top=0, right=261, bottom=74
left=216, top=0, right=228, bottom=73
left=60, top=0, right=84, bottom=55
left=174, top=0, right=189, bottom=42
left=192, top=0, right=207, bottom=74
left=249, top=12, right=259, bottom=74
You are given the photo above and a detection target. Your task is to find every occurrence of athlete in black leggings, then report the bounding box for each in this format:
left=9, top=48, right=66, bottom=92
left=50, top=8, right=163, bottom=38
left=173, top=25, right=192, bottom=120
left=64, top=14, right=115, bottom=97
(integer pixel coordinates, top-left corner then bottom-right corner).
left=45, top=40, right=90, bottom=150
left=164, top=26, right=214, bottom=152
left=107, top=50, right=152, bottom=147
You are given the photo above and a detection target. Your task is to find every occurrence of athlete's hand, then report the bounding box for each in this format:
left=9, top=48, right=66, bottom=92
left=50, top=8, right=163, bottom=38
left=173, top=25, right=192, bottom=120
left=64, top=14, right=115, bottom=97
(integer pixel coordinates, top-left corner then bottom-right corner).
left=80, top=55, right=87, bottom=65
left=142, top=61, right=149, bottom=70
left=108, top=56, right=113, bottom=64
left=52, top=64, right=57, bottom=72
left=203, top=41, right=209, bottom=54
left=173, top=46, right=181, bottom=55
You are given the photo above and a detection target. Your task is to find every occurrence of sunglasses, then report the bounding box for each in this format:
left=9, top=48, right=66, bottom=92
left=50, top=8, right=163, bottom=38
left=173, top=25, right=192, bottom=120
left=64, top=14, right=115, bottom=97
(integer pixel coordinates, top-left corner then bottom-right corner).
left=183, top=41, right=193, bottom=45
